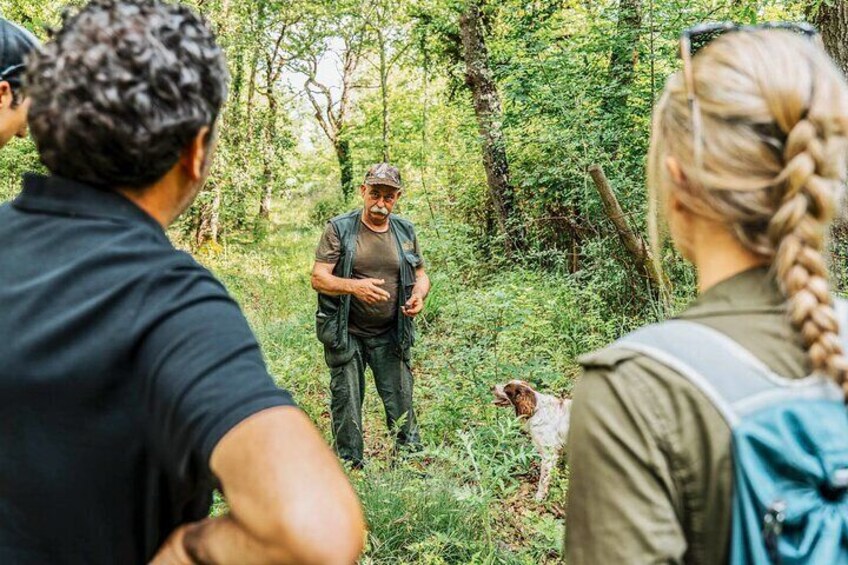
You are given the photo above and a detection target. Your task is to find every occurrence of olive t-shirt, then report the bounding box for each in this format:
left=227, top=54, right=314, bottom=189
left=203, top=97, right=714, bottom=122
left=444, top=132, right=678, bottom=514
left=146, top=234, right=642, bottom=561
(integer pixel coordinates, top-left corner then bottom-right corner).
left=566, top=267, right=811, bottom=564
left=316, top=217, right=421, bottom=337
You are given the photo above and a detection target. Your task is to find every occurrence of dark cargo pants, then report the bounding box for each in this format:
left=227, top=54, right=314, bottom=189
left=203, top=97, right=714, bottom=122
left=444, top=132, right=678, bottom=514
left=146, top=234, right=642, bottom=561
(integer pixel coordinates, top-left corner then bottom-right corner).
left=325, top=330, right=420, bottom=465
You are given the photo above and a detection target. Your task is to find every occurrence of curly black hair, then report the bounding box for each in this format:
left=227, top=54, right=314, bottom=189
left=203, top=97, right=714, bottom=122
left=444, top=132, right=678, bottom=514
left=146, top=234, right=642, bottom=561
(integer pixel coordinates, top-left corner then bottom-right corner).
left=25, top=0, right=228, bottom=189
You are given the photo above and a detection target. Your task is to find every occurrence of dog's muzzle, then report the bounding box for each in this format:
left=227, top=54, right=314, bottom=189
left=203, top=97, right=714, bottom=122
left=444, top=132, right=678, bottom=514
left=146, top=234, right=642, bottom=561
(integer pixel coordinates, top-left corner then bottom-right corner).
left=492, top=384, right=511, bottom=407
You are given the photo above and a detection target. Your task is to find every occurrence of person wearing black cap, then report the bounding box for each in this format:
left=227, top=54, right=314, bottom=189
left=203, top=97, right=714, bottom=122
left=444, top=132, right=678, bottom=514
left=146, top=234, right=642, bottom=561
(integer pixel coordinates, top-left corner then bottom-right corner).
left=0, top=17, right=38, bottom=148
left=312, top=163, right=431, bottom=469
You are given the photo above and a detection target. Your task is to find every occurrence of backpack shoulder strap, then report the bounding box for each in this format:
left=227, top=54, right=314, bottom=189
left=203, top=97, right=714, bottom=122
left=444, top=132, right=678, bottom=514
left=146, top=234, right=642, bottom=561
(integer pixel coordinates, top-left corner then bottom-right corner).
left=611, top=318, right=842, bottom=426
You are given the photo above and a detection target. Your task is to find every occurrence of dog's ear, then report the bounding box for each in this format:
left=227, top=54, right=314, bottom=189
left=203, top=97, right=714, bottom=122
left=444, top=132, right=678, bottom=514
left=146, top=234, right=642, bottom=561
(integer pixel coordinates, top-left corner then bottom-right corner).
left=505, top=383, right=537, bottom=418
left=513, top=387, right=537, bottom=418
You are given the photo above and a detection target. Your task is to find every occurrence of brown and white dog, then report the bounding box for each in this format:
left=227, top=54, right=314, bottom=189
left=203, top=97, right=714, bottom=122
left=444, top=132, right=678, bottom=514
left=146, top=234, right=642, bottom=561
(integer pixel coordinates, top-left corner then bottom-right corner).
left=492, top=380, right=571, bottom=501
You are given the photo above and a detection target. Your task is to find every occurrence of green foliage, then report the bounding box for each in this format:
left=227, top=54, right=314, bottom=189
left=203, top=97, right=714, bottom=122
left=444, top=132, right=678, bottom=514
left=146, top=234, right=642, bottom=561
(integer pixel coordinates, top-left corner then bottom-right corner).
left=309, top=192, right=350, bottom=226
left=0, top=138, right=40, bottom=202
left=0, top=0, right=81, bottom=30
left=356, top=464, right=497, bottom=563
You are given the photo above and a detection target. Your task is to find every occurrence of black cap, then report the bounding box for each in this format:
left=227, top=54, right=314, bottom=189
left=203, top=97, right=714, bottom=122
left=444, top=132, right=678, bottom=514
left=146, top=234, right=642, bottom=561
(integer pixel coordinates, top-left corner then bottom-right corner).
left=0, top=18, right=39, bottom=86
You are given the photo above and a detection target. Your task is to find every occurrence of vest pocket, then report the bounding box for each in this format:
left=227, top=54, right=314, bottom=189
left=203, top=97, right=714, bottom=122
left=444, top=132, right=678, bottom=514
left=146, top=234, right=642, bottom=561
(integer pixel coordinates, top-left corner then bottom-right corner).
left=400, top=251, right=421, bottom=349
left=403, top=251, right=423, bottom=269
left=401, top=251, right=421, bottom=303
left=316, top=309, right=339, bottom=346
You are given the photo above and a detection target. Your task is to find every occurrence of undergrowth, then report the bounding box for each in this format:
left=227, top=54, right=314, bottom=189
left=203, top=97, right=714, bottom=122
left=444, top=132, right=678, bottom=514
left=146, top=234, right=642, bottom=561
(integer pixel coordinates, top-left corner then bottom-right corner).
left=198, top=189, right=661, bottom=564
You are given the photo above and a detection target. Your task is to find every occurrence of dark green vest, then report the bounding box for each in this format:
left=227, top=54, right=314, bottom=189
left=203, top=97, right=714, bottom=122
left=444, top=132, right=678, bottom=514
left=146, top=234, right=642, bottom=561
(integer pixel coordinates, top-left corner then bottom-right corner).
left=316, top=209, right=423, bottom=351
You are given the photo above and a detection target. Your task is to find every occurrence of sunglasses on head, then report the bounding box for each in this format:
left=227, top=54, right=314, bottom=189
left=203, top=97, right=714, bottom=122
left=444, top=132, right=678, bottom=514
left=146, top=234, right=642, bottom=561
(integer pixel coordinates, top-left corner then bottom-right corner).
left=681, top=21, right=819, bottom=59
left=678, top=22, right=821, bottom=167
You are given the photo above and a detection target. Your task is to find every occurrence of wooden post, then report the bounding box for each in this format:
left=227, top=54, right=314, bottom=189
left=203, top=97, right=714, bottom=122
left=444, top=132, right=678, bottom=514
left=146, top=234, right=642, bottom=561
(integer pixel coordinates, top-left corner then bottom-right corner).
left=588, top=164, right=668, bottom=295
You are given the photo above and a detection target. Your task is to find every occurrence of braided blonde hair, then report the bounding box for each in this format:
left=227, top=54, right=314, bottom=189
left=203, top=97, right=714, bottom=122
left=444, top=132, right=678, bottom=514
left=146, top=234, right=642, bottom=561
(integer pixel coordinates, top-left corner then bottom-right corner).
left=648, top=29, right=848, bottom=394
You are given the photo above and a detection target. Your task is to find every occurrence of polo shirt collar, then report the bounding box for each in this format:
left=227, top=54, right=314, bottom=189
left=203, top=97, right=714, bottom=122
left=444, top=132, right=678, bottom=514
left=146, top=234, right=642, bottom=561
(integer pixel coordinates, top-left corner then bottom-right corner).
left=13, top=173, right=165, bottom=235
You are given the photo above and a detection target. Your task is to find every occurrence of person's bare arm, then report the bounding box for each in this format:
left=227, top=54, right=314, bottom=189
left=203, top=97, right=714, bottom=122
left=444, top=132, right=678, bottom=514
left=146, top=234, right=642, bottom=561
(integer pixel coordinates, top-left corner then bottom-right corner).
left=402, top=266, right=430, bottom=317
left=151, top=407, right=365, bottom=564
left=311, top=261, right=390, bottom=304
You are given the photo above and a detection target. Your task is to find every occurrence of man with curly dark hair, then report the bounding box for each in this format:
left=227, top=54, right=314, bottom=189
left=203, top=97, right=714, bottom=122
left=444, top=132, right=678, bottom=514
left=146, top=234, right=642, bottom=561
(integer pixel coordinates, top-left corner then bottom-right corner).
left=0, top=1, right=364, bottom=563
left=0, top=17, right=39, bottom=148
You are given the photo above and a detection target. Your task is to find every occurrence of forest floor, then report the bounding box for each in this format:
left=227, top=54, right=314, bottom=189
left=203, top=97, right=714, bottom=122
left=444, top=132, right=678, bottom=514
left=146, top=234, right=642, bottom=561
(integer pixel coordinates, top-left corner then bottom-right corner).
left=198, top=189, right=638, bottom=564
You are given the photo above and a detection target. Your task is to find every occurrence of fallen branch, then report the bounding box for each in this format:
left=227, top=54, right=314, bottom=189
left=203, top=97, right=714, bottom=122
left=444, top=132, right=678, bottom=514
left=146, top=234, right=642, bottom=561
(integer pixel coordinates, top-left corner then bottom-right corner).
left=588, top=164, right=669, bottom=296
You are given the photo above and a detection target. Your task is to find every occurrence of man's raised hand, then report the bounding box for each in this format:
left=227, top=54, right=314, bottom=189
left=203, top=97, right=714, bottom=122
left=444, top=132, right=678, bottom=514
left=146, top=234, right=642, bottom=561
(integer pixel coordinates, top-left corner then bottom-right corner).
left=353, top=278, right=391, bottom=304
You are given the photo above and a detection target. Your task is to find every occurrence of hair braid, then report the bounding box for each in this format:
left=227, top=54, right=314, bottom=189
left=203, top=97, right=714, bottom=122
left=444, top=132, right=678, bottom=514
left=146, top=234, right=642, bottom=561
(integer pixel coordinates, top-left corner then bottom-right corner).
left=770, top=119, right=848, bottom=392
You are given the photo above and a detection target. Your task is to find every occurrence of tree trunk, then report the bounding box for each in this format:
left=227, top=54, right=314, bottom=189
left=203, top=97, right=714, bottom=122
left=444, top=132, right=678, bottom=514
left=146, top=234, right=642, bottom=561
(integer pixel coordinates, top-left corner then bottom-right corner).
left=259, top=128, right=273, bottom=219
left=259, top=185, right=272, bottom=219
left=812, top=1, right=848, bottom=77
left=231, top=49, right=244, bottom=118
left=193, top=0, right=234, bottom=248
left=459, top=0, right=526, bottom=255
left=259, top=135, right=273, bottom=219
left=601, top=0, right=642, bottom=154
left=259, top=90, right=278, bottom=219
left=605, top=0, right=642, bottom=110
left=335, top=137, right=354, bottom=200
left=209, top=188, right=221, bottom=242
left=198, top=185, right=223, bottom=247
left=379, top=31, right=391, bottom=163
left=259, top=67, right=279, bottom=220
left=246, top=44, right=259, bottom=125
left=811, top=1, right=848, bottom=237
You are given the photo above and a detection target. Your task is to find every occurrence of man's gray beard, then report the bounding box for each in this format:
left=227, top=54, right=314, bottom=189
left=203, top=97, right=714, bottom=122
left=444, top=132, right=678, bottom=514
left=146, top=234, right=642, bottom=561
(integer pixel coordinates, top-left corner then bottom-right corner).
left=370, top=205, right=389, bottom=217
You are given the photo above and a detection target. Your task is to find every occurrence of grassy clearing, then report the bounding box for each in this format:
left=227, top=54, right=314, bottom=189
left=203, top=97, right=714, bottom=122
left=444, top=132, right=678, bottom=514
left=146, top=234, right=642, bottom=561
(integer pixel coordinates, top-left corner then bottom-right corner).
left=198, top=190, right=644, bottom=564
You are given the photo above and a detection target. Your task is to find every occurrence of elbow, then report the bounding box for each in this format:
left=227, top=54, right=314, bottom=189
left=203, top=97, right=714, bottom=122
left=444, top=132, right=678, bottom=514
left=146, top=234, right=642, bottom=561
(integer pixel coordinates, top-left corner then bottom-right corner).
left=303, top=507, right=365, bottom=565
left=310, top=273, right=321, bottom=292
left=318, top=503, right=366, bottom=564
left=267, top=501, right=366, bottom=564
left=314, top=521, right=365, bottom=565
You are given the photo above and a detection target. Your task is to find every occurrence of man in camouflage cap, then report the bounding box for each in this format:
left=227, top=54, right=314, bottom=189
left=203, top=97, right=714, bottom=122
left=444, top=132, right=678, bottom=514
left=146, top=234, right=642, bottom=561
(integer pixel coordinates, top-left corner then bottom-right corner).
left=312, top=163, right=430, bottom=468
left=0, top=18, right=39, bottom=148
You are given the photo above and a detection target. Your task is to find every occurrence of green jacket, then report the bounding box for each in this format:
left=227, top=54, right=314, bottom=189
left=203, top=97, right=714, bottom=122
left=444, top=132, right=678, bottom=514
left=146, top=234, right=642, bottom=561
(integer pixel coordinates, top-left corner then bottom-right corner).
left=565, top=267, right=809, bottom=564
left=315, top=209, right=423, bottom=351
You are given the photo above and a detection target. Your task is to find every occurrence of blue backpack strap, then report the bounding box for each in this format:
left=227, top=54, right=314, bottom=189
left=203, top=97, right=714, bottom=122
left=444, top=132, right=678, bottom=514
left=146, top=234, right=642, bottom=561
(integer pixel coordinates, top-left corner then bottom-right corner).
left=611, top=318, right=843, bottom=426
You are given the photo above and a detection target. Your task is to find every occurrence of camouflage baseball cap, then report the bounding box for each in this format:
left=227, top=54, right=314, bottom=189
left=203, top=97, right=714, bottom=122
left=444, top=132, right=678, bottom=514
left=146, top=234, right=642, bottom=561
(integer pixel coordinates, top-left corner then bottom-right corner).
left=364, top=162, right=402, bottom=190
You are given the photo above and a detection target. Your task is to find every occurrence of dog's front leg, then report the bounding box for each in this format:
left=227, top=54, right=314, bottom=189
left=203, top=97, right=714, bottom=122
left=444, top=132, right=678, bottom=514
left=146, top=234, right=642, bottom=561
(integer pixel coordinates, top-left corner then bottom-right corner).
left=535, top=450, right=558, bottom=502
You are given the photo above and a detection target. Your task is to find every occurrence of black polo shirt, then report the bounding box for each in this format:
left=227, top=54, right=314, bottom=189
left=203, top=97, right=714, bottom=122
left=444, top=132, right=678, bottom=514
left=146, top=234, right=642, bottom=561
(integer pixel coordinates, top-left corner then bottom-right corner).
left=0, top=174, right=296, bottom=563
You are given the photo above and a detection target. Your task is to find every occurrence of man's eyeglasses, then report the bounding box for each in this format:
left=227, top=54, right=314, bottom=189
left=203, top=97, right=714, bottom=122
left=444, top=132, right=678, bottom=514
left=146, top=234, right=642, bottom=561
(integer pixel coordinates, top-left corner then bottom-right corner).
left=678, top=22, right=821, bottom=167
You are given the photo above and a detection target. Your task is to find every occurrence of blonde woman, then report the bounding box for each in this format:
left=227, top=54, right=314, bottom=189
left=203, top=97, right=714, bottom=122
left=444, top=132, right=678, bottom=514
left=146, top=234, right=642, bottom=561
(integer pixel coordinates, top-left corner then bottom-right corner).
left=566, top=25, right=848, bottom=563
